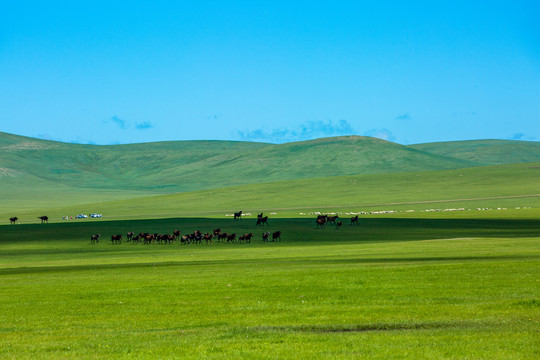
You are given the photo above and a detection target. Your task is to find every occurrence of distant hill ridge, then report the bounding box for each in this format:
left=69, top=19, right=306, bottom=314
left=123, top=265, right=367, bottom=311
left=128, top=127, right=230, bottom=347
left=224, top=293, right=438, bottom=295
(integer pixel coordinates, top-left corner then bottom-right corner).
left=0, top=131, right=538, bottom=194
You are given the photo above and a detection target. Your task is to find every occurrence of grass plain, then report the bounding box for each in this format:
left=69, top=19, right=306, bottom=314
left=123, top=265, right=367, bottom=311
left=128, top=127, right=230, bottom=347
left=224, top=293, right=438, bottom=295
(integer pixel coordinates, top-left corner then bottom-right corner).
left=1, top=213, right=539, bottom=359
left=0, top=133, right=539, bottom=359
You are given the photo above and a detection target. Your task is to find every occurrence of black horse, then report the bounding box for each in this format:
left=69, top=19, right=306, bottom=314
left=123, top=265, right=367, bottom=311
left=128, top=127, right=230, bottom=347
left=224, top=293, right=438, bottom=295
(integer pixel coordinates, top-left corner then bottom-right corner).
left=351, top=215, right=359, bottom=226
left=9, top=217, right=18, bottom=225
left=38, top=216, right=48, bottom=223
left=233, top=211, right=243, bottom=220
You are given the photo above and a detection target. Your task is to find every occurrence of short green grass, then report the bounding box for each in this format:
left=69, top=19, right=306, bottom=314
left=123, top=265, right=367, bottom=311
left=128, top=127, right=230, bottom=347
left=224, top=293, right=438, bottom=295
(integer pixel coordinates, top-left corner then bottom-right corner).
left=1, top=216, right=538, bottom=359
left=1, top=134, right=538, bottom=358
left=3, top=162, right=539, bottom=222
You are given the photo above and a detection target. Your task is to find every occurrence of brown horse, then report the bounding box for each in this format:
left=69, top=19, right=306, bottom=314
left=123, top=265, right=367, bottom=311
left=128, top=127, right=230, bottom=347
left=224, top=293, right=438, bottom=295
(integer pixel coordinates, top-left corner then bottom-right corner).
left=111, top=234, right=122, bottom=244
left=38, top=216, right=48, bottom=223
left=227, top=233, right=236, bottom=243
left=256, top=216, right=268, bottom=226
left=203, top=233, right=213, bottom=244
left=9, top=217, right=18, bottom=225
left=90, top=233, right=101, bottom=244
left=327, top=215, right=339, bottom=225
left=217, top=232, right=228, bottom=242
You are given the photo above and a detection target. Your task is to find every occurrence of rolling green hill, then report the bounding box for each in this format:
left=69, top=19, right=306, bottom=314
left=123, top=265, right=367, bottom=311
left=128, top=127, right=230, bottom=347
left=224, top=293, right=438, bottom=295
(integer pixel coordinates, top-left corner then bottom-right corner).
left=0, top=132, right=476, bottom=196
left=3, top=162, right=539, bottom=222
left=409, top=139, right=540, bottom=165
left=2, top=132, right=539, bottom=219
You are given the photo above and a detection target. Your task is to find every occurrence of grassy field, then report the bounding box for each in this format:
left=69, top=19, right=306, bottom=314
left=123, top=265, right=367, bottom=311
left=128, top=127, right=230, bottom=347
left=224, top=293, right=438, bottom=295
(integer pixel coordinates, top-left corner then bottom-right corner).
left=1, top=133, right=538, bottom=358
left=0, top=215, right=538, bottom=359
left=3, top=162, right=539, bottom=222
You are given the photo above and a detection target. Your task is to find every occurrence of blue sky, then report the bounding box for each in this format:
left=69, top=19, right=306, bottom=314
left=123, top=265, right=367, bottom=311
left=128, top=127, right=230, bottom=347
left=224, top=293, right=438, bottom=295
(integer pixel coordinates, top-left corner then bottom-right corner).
left=1, top=1, right=538, bottom=145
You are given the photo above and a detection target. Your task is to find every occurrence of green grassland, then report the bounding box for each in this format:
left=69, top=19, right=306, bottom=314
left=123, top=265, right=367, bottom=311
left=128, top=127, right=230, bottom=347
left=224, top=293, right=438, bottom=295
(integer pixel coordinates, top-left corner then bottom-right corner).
left=3, top=162, right=539, bottom=222
left=1, top=216, right=538, bottom=359
left=4, top=132, right=533, bottom=199
left=410, top=139, right=540, bottom=165
left=1, top=133, right=538, bottom=358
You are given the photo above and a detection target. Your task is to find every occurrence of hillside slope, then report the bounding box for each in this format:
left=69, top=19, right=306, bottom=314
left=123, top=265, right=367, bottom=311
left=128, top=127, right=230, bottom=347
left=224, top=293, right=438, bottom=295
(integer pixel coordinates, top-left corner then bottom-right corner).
left=0, top=133, right=475, bottom=194
left=3, top=162, right=538, bottom=220
left=409, top=139, right=540, bottom=165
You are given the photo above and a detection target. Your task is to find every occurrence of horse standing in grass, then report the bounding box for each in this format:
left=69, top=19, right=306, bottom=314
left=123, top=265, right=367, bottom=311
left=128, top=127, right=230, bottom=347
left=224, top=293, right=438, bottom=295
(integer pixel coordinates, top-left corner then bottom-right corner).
left=127, top=232, right=134, bottom=242
left=217, top=232, right=228, bottom=242
left=227, top=233, right=236, bottom=243
left=272, top=231, right=281, bottom=242
left=90, top=233, right=100, bottom=244
left=327, top=215, right=339, bottom=225
left=204, top=233, right=213, bottom=244
left=316, top=217, right=327, bottom=229
left=262, top=232, right=270, bottom=242
left=233, top=211, right=242, bottom=220
left=9, top=217, right=18, bottom=225
left=111, top=234, right=122, bottom=245
left=38, top=216, right=48, bottom=223
left=351, top=215, right=359, bottom=226
left=256, top=216, right=268, bottom=226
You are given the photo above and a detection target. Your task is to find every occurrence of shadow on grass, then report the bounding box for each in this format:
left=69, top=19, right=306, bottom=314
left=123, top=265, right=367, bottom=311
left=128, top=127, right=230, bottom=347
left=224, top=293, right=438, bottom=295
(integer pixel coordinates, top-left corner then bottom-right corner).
left=1, top=217, right=538, bottom=244
left=249, top=320, right=481, bottom=334
left=1, top=253, right=537, bottom=275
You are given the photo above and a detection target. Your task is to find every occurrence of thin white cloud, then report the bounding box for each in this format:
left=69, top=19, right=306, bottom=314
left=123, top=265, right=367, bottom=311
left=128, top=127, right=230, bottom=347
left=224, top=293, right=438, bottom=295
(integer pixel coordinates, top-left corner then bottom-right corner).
left=363, top=128, right=396, bottom=142
left=237, top=119, right=356, bottom=143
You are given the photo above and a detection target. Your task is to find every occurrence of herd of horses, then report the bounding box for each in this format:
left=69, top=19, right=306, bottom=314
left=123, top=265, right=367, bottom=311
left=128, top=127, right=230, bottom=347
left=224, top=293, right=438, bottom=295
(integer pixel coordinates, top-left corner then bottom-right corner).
left=90, top=227, right=282, bottom=245
left=10, top=212, right=358, bottom=247
left=315, top=214, right=359, bottom=229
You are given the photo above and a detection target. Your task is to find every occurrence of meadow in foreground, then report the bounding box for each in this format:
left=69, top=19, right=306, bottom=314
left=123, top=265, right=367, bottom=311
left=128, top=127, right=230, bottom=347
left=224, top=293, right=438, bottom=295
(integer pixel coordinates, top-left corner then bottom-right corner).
left=1, top=217, right=538, bottom=359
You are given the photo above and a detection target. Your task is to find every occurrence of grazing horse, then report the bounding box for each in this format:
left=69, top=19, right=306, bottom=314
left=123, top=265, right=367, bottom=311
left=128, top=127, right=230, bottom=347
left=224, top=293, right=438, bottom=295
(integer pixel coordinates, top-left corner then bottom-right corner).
left=256, top=216, right=269, bottom=226
left=233, top=211, right=243, bottom=220
left=262, top=232, right=270, bottom=242
left=272, top=231, right=281, bottom=242
left=160, top=234, right=174, bottom=244
left=9, top=217, right=18, bottom=225
left=180, top=235, right=190, bottom=245
left=203, top=233, right=213, bottom=244
left=90, top=233, right=101, bottom=244
left=38, top=216, right=48, bottom=223
left=227, top=233, right=236, bottom=243
left=217, top=232, right=228, bottom=242
left=144, top=234, right=154, bottom=245
left=351, top=215, right=359, bottom=226
left=243, top=233, right=254, bottom=243
left=111, top=234, right=122, bottom=245
left=316, top=217, right=327, bottom=229
left=327, top=215, right=339, bottom=225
